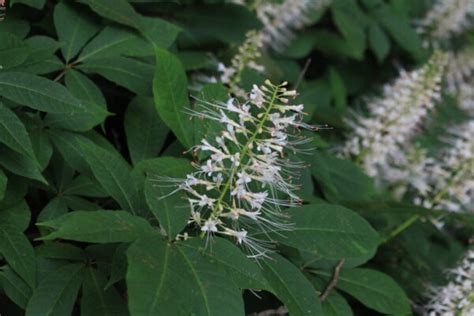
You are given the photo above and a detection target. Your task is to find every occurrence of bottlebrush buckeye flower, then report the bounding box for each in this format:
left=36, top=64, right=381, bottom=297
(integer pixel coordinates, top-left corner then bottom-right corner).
left=418, top=0, right=474, bottom=43
left=425, top=249, right=474, bottom=316
left=218, top=31, right=265, bottom=97
left=159, top=80, right=318, bottom=258
left=341, top=51, right=446, bottom=178
left=415, top=121, right=474, bottom=213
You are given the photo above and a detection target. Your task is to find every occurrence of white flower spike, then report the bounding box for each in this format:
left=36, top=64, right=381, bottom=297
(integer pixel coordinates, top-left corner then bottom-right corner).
left=342, top=51, right=447, bottom=179
left=425, top=249, right=474, bottom=316
left=159, top=80, right=317, bottom=258
left=418, top=0, right=474, bottom=44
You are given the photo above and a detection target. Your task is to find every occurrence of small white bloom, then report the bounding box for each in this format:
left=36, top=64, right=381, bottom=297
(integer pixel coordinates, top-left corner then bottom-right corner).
left=425, top=249, right=474, bottom=315
left=201, top=219, right=219, bottom=233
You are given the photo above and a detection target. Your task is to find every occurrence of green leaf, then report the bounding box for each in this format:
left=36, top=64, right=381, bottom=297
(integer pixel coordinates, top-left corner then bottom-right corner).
left=0, top=200, right=30, bottom=232
left=48, top=129, right=92, bottom=174
left=105, top=244, right=128, bottom=289
left=0, top=145, right=46, bottom=183
left=184, top=238, right=269, bottom=290
left=25, top=263, right=85, bottom=316
left=127, top=236, right=245, bottom=315
left=36, top=243, right=86, bottom=261
left=261, top=253, right=322, bottom=316
left=78, top=138, right=143, bottom=214
left=0, top=225, right=36, bottom=288
left=38, top=210, right=153, bottom=243
left=53, top=2, right=99, bottom=62
left=10, top=0, right=45, bottom=9
left=315, top=268, right=411, bottom=315
left=322, top=291, right=353, bottom=316
left=63, top=175, right=108, bottom=198
left=28, top=123, right=53, bottom=171
left=81, top=0, right=140, bottom=29
left=78, top=26, right=154, bottom=62
left=194, top=83, right=229, bottom=149
left=374, top=5, right=422, bottom=58
left=332, top=8, right=366, bottom=59
left=0, top=102, right=35, bottom=158
left=0, top=177, right=28, bottom=210
left=136, top=16, right=181, bottom=49
left=153, top=48, right=193, bottom=148
left=271, top=204, right=379, bottom=260
left=328, top=68, right=347, bottom=111
left=369, top=22, right=390, bottom=62
left=80, top=0, right=180, bottom=48
left=143, top=157, right=193, bottom=239
left=65, top=69, right=107, bottom=109
left=175, top=4, right=261, bottom=44
left=0, top=266, right=33, bottom=309
left=0, top=169, right=6, bottom=200
left=11, top=36, right=61, bottom=75
left=0, top=72, right=108, bottom=131
left=78, top=57, right=154, bottom=94
left=81, top=267, right=128, bottom=316
left=125, top=96, right=169, bottom=165
left=38, top=196, right=69, bottom=223
left=310, top=152, right=376, bottom=203
left=0, top=33, right=30, bottom=70
left=0, top=18, right=30, bottom=38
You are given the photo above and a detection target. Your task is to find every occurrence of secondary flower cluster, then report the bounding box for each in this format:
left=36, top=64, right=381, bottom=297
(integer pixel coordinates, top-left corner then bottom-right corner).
left=414, top=121, right=474, bottom=213
left=217, top=0, right=330, bottom=94
left=418, top=0, right=474, bottom=44
left=165, top=81, right=314, bottom=257
left=218, top=31, right=265, bottom=96
left=425, top=249, right=474, bottom=316
left=341, top=51, right=446, bottom=178
left=256, top=0, right=331, bottom=51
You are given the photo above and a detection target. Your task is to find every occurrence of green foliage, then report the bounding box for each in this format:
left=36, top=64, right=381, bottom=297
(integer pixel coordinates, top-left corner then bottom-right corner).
left=0, top=0, right=467, bottom=315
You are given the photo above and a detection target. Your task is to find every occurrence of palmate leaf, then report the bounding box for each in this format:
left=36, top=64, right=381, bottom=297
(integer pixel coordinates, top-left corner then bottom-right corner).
left=25, top=263, right=85, bottom=316
left=78, top=56, right=154, bottom=95
left=80, top=267, right=128, bottom=316
left=125, top=97, right=169, bottom=165
left=0, top=102, right=35, bottom=159
left=0, top=72, right=108, bottom=131
left=143, top=157, right=193, bottom=240
left=77, top=26, right=154, bottom=62
left=268, top=204, right=380, bottom=260
left=0, top=33, right=30, bottom=70
left=261, top=253, right=322, bottom=316
left=65, top=69, right=107, bottom=109
left=10, top=0, right=45, bottom=9
left=183, top=238, right=269, bottom=290
left=153, top=48, right=194, bottom=148
left=53, top=2, right=99, bottom=63
left=77, top=138, right=144, bottom=215
left=0, top=225, right=36, bottom=289
left=11, top=36, right=61, bottom=75
left=0, top=200, right=31, bottom=232
left=79, top=0, right=180, bottom=48
left=127, top=236, right=245, bottom=316
left=0, top=145, right=46, bottom=184
left=0, top=266, right=33, bottom=309
left=38, top=210, right=153, bottom=243
left=314, top=268, right=411, bottom=315
left=0, top=169, right=6, bottom=200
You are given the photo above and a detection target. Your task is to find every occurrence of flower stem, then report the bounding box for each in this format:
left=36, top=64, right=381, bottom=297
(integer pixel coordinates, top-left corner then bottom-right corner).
left=213, top=83, right=280, bottom=216
left=381, top=214, right=420, bottom=244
